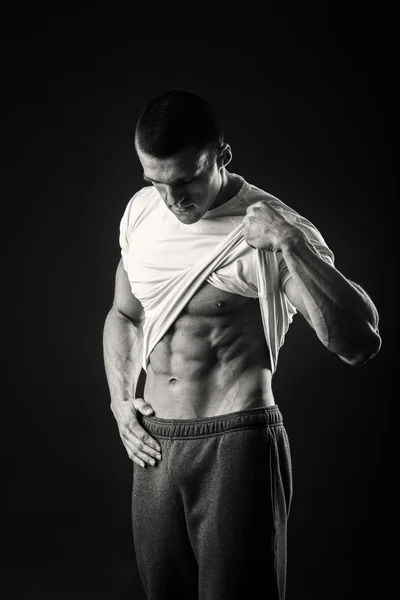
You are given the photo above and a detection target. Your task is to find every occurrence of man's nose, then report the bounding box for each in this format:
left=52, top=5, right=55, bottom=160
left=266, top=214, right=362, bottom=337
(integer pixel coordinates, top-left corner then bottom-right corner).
left=166, top=186, right=186, bottom=206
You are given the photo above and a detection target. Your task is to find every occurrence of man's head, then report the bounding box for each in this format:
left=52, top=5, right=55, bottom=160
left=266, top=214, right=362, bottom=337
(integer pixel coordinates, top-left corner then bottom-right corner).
left=134, top=89, right=232, bottom=224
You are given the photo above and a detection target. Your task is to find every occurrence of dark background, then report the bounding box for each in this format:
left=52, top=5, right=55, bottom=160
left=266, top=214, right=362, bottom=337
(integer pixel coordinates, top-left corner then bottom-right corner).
left=1, top=6, right=393, bottom=600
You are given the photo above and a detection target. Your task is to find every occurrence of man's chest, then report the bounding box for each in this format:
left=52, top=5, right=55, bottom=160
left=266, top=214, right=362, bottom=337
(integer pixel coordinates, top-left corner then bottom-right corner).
left=126, top=210, right=243, bottom=284
left=181, top=280, right=250, bottom=318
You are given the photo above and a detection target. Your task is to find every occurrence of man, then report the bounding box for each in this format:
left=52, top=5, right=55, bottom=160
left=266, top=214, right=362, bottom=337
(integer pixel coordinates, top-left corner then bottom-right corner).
left=103, top=89, right=381, bottom=600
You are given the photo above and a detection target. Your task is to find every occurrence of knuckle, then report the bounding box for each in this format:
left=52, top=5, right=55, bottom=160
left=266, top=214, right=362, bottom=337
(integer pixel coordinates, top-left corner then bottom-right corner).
left=138, top=431, right=146, bottom=442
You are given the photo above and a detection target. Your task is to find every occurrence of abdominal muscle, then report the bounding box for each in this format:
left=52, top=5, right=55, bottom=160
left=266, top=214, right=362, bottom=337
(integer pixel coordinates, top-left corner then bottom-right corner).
left=143, top=282, right=275, bottom=419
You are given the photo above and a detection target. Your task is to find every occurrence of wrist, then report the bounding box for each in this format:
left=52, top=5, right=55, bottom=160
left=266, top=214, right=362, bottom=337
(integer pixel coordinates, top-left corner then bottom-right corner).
left=279, top=229, right=308, bottom=254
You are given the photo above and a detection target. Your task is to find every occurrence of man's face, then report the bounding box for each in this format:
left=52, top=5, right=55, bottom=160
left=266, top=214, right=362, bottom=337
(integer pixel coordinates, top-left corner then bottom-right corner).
left=137, top=145, right=223, bottom=224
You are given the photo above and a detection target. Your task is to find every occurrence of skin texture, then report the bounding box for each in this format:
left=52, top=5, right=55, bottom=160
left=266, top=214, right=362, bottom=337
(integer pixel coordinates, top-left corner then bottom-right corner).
left=103, top=144, right=381, bottom=468
left=144, top=281, right=273, bottom=418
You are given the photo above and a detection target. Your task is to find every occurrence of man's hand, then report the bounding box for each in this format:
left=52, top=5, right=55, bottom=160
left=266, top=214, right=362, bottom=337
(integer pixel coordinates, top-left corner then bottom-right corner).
left=243, top=200, right=302, bottom=252
left=111, top=398, right=161, bottom=468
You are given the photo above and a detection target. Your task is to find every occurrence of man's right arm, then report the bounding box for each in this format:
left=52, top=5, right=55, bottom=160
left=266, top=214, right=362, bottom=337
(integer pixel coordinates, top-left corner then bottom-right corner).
left=103, top=258, right=162, bottom=468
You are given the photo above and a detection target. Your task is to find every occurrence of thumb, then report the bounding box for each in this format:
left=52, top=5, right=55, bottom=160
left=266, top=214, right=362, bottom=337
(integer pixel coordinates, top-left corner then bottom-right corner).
left=133, top=397, right=155, bottom=416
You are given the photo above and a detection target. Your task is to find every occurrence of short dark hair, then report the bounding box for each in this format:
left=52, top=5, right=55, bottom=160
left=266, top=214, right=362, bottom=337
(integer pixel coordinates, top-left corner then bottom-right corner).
left=134, top=89, right=224, bottom=158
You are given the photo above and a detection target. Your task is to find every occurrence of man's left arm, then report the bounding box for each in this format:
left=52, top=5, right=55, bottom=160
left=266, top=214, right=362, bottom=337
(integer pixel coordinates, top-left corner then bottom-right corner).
left=244, top=201, right=382, bottom=366
left=281, top=240, right=381, bottom=365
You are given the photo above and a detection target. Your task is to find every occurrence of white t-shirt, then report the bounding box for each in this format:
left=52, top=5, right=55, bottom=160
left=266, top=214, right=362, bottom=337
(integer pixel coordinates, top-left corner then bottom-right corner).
left=119, top=174, right=334, bottom=372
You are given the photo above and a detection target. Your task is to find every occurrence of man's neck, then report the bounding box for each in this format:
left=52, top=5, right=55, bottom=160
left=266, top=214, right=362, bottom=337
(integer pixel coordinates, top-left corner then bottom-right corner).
left=209, top=171, right=243, bottom=211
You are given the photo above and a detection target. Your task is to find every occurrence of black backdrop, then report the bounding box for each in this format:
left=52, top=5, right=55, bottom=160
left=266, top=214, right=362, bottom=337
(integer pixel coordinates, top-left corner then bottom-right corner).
left=1, top=7, right=393, bottom=600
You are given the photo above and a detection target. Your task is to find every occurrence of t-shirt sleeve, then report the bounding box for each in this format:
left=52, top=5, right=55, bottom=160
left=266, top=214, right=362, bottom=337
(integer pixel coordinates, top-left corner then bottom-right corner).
left=119, top=191, right=142, bottom=271
left=118, top=187, right=160, bottom=272
left=119, top=200, right=131, bottom=271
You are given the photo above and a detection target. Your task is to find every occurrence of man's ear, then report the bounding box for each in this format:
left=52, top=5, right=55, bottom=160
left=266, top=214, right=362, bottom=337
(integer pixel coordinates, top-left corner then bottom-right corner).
left=217, top=143, right=232, bottom=169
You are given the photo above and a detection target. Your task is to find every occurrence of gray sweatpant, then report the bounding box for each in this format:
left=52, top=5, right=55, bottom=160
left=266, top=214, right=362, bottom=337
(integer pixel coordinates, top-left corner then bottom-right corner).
left=132, top=405, right=292, bottom=599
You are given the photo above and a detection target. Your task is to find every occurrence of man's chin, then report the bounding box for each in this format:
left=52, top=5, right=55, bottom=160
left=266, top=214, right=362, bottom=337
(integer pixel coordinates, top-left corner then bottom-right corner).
left=173, top=209, right=203, bottom=224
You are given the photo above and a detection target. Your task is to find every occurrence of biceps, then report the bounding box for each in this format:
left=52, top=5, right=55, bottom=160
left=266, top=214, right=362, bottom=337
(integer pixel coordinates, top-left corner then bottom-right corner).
left=114, top=259, right=144, bottom=324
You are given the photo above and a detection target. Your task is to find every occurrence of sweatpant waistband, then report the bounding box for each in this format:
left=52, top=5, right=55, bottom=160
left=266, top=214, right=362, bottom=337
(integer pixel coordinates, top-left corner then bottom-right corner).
left=139, top=405, right=283, bottom=439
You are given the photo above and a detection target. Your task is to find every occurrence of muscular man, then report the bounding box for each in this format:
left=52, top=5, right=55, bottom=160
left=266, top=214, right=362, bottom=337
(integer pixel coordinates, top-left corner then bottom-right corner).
left=103, top=90, right=381, bottom=600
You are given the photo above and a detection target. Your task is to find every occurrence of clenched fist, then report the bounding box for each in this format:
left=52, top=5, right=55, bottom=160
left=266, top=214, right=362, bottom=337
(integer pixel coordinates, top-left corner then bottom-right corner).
left=243, top=200, right=302, bottom=252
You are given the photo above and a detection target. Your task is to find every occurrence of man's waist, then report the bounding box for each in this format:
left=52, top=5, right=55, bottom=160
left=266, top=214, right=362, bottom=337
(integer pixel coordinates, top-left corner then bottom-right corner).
left=143, top=364, right=274, bottom=419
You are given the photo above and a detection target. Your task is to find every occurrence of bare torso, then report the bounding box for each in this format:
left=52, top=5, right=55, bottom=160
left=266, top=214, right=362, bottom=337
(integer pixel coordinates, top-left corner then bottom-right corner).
left=144, top=281, right=275, bottom=418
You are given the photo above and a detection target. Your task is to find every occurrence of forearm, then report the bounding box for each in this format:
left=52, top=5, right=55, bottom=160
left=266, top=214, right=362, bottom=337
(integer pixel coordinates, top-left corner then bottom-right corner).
left=103, top=305, right=144, bottom=407
left=281, top=233, right=381, bottom=363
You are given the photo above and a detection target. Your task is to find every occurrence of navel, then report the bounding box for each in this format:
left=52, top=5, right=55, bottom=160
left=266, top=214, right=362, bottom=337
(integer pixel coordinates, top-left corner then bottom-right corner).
left=169, top=377, right=178, bottom=385
left=215, top=300, right=226, bottom=308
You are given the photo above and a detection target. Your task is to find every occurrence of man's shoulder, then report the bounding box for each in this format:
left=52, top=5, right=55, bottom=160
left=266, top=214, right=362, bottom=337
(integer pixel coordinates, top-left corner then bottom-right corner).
left=245, top=179, right=334, bottom=260
left=123, top=185, right=160, bottom=221
left=120, top=185, right=161, bottom=240
left=127, top=185, right=160, bottom=210
left=244, top=180, right=295, bottom=212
